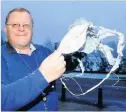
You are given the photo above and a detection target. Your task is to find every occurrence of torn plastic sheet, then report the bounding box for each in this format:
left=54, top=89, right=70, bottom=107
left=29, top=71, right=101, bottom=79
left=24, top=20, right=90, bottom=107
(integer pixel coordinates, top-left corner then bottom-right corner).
left=57, top=19, right=125, bottom=97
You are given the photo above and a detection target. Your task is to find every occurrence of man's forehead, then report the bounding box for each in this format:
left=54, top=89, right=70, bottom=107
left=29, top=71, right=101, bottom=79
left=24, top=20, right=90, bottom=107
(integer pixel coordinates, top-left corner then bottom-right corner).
left=8, top=11, right=31, bottom=22
left=9, top=11, right=30, bottom=17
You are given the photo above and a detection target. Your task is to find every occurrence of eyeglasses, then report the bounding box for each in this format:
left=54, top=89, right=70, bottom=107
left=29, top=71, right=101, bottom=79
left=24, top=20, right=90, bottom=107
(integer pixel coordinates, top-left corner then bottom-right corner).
left=6, top=23, right=33, bottom=29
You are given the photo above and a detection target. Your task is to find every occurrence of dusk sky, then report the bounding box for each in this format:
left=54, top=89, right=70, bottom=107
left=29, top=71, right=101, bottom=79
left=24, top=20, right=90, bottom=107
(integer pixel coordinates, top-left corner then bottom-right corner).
left=1, top=1, right=126, bottom=45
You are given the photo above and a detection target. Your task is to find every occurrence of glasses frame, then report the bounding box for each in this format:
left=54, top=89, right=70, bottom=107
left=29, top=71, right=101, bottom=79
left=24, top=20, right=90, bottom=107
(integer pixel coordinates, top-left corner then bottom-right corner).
left=6, top=23, right=33, bottom=29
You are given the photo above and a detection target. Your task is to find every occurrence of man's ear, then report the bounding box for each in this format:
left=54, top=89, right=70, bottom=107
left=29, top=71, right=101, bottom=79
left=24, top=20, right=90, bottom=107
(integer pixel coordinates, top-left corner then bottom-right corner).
left=4, top=26, right=7, bottom=33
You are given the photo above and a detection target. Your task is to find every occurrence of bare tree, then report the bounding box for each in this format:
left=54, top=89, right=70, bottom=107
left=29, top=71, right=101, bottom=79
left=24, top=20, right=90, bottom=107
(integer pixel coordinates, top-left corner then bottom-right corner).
left=43, top=37, right=55, bottom=52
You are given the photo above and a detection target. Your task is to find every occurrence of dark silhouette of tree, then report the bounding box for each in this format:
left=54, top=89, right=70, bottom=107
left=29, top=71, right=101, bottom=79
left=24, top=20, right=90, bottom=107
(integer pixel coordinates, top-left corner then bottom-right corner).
left=64, top=52, right=84, bottom=72
left=98, top=54, right=110, bottom=73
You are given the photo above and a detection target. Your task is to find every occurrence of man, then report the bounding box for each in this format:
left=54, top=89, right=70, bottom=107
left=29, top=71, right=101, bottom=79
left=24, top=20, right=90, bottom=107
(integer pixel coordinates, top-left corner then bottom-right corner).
left=1, top=8, right=66, bottom=111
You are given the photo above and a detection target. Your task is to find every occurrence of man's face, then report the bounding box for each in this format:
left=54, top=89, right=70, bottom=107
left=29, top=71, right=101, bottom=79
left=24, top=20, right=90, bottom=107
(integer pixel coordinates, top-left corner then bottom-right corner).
left=4, top=11, right=33, bottom=48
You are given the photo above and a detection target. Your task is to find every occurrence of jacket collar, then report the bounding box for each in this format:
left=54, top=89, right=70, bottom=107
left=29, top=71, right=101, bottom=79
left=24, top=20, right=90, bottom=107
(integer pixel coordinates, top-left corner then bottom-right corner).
left=6, top=42, right=36, bottom=54
left=6, top=42, right=16, bottom=53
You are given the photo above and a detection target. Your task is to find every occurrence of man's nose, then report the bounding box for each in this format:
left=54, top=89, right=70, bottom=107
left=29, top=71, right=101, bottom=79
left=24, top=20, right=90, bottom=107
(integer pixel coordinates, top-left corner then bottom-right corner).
left=18, top=24, right=25, bottom=31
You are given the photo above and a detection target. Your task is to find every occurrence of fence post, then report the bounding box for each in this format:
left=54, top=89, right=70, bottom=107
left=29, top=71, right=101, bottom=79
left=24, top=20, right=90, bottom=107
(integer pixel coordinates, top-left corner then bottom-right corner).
left=96, top=88, right=104, bottom=109
left=61, top=84, right=66, bottom=102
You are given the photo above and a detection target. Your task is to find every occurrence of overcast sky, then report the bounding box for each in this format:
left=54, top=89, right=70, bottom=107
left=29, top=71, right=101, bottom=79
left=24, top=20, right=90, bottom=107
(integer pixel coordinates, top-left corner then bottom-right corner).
left=1, top=1, right=126, bottom=45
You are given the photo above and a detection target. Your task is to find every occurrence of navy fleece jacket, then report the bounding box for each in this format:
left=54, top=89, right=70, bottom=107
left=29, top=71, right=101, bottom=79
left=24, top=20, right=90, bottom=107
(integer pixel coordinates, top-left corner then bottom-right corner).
left=1, top=42, right=58, bottom=111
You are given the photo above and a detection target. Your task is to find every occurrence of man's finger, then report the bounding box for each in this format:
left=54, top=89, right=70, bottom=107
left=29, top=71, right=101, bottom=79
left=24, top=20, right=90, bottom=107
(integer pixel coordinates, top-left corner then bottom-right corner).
left=53, top=50, right=62, bottom=59
left=58, top=55, right=65, bottom=62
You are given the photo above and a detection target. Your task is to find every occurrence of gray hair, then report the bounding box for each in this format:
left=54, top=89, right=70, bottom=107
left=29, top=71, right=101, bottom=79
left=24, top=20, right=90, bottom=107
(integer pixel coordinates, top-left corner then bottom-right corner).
left=5, top=8, right=33, bottom=25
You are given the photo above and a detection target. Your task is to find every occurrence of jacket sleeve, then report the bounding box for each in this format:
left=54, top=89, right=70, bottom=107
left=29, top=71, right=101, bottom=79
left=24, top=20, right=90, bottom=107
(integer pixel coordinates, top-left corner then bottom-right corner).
left=1, top=56, right=49, bottom=111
